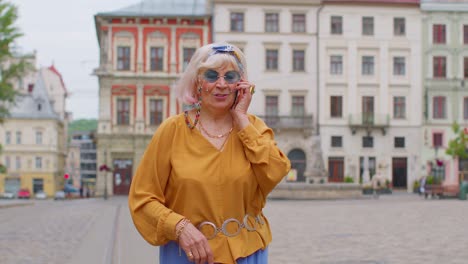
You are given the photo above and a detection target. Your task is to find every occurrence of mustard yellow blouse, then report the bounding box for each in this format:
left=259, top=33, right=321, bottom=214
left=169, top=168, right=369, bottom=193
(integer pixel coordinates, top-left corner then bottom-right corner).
left=128, top=113, right=291, bottom=264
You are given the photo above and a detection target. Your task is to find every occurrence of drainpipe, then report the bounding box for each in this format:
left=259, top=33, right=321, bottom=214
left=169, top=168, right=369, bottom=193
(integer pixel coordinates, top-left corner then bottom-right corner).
left=210, top=0, right=215, bottom=42
left=316, top=5, right=324, bottom=135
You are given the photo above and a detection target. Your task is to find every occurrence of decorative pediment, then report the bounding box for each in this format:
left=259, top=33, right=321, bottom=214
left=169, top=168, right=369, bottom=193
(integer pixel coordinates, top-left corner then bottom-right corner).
left=144, top=85, right=169, bottom=95
left=112, top=86, right=135, bottom=94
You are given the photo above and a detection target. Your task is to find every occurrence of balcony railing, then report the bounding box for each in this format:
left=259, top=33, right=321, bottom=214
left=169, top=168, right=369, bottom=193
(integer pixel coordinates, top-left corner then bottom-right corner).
left=348, top=113, right=389, bottom=135
left=257, top=115, right=313, bottom=130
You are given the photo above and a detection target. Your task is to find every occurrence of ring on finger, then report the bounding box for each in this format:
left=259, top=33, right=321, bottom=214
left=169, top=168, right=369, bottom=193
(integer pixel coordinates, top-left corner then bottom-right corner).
left=249, top=85, right=255, bottom=95
left=187, top=251, right=193, bottom=258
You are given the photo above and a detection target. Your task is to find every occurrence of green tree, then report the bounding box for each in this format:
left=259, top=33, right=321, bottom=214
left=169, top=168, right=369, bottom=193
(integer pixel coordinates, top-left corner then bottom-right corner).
left=0, top=1, right=32, bottom=173
left=0, top=0, right=31, bottom=123
left=446, top=122, right=468, bottom=163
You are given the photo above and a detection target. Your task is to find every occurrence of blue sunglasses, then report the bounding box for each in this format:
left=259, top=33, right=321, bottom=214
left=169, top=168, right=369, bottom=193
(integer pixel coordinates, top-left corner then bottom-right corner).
left=203, top=69, right=241, bottom=84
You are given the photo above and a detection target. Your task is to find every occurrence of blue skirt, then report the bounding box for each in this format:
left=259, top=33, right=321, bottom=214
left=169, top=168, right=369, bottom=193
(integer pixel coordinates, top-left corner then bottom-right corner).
left=160, top=241, right=268, bottom=264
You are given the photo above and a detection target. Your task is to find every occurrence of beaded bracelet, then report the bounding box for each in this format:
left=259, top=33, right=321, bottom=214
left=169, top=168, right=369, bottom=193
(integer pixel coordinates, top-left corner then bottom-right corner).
left=175, top=218, right=190, bottom=240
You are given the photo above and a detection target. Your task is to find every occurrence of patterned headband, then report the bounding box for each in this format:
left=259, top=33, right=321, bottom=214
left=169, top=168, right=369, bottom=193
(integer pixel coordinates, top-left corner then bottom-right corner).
left=209, top=45, right=244, bottom=73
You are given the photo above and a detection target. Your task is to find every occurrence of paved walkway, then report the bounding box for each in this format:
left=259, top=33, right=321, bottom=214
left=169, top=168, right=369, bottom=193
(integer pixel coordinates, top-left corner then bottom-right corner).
left=1, top=194, right=468, bottom=263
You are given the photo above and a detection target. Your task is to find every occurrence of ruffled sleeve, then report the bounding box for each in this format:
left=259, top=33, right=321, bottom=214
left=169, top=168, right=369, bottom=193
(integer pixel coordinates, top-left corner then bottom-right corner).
left=128, top=117, right=185, bottom=246
left=237, top=115, right=291, bottom=207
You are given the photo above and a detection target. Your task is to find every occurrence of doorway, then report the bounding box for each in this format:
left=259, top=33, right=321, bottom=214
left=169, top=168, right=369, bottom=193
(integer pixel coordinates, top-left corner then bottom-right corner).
left=392, top=157, right=407, bottom=188
left=287, top=149, right=306, bottom=182
left=113, top=159, right=133, bottom=195
left=328, top=157, right=344, bottom=182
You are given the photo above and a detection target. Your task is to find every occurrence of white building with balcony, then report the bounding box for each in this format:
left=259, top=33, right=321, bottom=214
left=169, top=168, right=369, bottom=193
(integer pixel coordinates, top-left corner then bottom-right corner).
left=319, top=0, right=422, bottom=191
left=421, top=0, right=468, bottom=188
left=213, top=0, right=325, bottom=182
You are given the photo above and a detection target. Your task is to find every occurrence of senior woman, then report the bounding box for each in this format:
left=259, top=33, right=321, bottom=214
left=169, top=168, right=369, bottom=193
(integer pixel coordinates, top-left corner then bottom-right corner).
left=128, top=42, right=291, bottom=264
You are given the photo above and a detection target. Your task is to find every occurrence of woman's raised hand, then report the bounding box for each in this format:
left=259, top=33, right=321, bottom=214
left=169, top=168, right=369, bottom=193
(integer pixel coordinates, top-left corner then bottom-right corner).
left=231, top=79, right=254, bottom=129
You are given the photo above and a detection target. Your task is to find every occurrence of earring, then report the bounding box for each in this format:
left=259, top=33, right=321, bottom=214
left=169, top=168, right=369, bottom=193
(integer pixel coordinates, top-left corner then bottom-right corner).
left=184, top=86, right=202, bottom=129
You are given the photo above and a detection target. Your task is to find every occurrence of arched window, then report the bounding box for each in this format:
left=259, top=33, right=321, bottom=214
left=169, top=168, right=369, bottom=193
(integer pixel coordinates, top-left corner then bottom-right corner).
left=287, top=149, right=306, bottom=182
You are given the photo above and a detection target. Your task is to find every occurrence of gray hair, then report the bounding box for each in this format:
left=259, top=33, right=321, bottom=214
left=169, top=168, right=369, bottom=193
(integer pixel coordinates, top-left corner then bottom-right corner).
left=175, top=42, right=247, bottom=107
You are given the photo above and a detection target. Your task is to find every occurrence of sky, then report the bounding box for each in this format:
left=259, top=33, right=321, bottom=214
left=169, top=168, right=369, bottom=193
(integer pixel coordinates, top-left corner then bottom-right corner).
left=13, top=0, right=140, bottom=120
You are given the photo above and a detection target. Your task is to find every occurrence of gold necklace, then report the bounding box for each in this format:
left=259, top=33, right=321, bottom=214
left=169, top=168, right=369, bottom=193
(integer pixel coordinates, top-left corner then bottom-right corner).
left=198, top=119, right=233, bottom=139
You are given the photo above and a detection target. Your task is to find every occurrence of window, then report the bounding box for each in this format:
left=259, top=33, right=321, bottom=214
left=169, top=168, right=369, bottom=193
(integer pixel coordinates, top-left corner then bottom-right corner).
left=293, top=50, right=305, bottom=72
left=331, top=16, right=343, bottom=35
left=265, top=95, right=279, bottom=126
left=5, top=131, right=10, bottom=144
left=331, top=136, right=342, bottom=147
left=433, top=56, right=446, bottom=78
left=362, top=17, right=374, bottom=36
left=117, top=98, right=130, bottom=125
left=15, top=156, right=20, bottom=170
left=265, top=13, right=279, bottom=32
left=464, top=57, right=468, bottom=78
left=464, top=25, right=468, bottom=44
left=433, top=24, right=446, bottom=44
left=230, top=12, right=244, bottom=32
left=291, top=96, right=305, bottom=116
left=362, top=136, right=374, bottom=148
left=362, top=56, right=374, bottom=75
left=394, top=17, right=405, bottom=36
left=150, top=47, right=164, bottom=71
left=117, top=46, right=131, bottom=70
left=394, top=137, right=405, bottom=148
left=393, top=96, right=406, bottom=119
left=330, top=96, right=342, bottom=118
left=464, top=97, right=468, bottom=119
left=393, top=57, right=405, bottom=76
left=362, top=96, right=374, bottom=124
left=433, top=133, right=443, bottom=148
left=292, top=14, right=306, bottom=33
left=36, top=131, right=42, bottom=145
left=33, top=179, right=44, bottom=193
left=149, top=99, right=164, bottom=126
left=35, top=157, right=42, bottom=169
left=265, top=96, right=278, bottom=116
left=330, top=55, right=343, bottom=75
left=266, top=49, right=278, bottom=70
left=5, top=156, right=10, bottom=169
left=183, top=48, right=196, bottom=71
left=16, top=131, right=21, bottom=144
left=433, top=96, right=446, bottom=119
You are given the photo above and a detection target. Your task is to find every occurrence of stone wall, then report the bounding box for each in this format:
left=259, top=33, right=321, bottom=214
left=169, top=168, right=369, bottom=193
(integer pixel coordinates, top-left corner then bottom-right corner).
left=269, top=183, right=362, bottom=200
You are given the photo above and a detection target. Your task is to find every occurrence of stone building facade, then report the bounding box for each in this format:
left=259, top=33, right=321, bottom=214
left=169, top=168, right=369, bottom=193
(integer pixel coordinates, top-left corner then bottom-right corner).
left=0, top=54, right=68, bottom=197
left=94, top=0, right=212, bottom=195
left=319, top=0, right=422, bottom=191
left=213, top=0, right=326, bottom=183
left=421, top=0, right=468, bottom=187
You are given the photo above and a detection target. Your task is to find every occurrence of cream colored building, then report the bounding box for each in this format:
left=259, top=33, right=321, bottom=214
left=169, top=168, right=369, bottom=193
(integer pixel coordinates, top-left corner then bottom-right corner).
left=213, top=0, right=326, bottom=182
left=319, top=0, right=422, bottom=191
left=0, top=62, right=68, bottom=196
left=421, top=0, right=468, bottom=187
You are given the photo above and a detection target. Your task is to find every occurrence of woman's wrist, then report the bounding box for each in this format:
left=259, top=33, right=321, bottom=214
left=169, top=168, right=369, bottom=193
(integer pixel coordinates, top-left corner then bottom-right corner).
left=232, top=112, right=249, bottom=130
left=175, top=218, right=190, bottom=240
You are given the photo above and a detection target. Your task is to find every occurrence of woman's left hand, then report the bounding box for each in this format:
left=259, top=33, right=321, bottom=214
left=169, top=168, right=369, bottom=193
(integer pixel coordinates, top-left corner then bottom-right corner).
left=231, top=79, right=254, bottom=129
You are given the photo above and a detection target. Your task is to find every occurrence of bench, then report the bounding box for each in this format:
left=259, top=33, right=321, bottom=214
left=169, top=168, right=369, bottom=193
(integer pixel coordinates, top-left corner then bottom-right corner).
left=424, top=184, right=459, bottom=199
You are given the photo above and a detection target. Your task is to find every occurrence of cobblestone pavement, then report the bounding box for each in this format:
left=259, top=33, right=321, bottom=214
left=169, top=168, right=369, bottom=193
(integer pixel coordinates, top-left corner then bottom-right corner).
left=265, top=194, right=468, bottom=264
left=1, top=193, right=468, bottom=264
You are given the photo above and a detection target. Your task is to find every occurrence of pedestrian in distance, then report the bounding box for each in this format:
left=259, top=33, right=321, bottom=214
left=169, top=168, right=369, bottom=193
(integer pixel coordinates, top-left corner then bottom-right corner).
left=128, top=42, right=291, bottom=264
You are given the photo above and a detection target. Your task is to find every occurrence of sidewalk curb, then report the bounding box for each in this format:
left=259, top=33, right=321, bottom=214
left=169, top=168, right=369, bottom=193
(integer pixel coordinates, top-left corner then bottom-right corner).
left=0, top=202, right=34, bottom=209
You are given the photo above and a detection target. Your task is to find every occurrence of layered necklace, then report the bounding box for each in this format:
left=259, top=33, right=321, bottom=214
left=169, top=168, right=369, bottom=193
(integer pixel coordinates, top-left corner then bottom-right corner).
left=198, top=119, right=233, bottom=139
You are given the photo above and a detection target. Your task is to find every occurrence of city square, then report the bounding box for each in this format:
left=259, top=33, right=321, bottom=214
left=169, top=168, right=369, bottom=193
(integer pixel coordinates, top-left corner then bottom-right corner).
left=2, top=1, right=468, bottom=263
left=1, top=193, right=468, bottom=264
